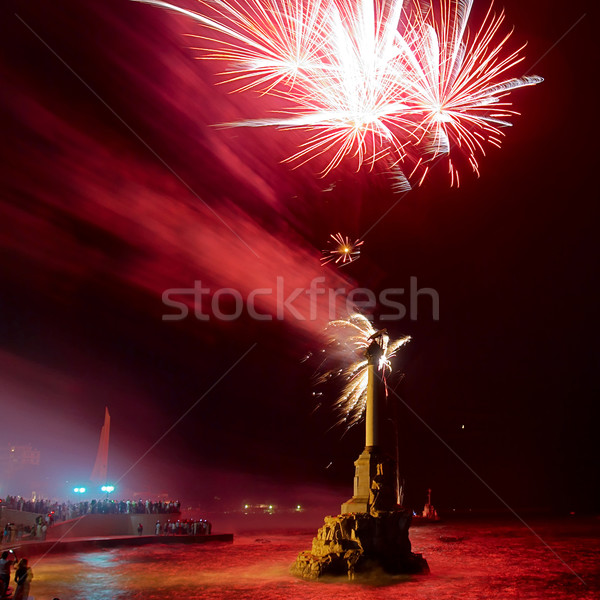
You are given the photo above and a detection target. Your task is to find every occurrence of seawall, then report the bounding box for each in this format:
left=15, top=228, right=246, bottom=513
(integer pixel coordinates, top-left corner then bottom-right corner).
left=46, top=513, right=179, bottom=539
left=0, top=507, right=43, bottom=529
left=4, top=533, right=233, bottom=557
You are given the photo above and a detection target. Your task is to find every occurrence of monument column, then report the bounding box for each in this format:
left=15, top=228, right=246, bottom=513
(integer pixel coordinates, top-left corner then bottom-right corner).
left=364, top=339, right=383, bottom=449
left=293, top=330, right=429, bottom=578
left=341, top=336, right=391, bottom=514
left=293, top=329, right=429, bottom=578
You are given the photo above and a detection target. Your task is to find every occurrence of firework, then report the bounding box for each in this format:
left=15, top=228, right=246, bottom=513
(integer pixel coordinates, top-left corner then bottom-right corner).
left=318, top=314, right=410, bottom=426
left=211, top=0, right=419, bottom=175
left=398, top=0, right=544, bottom=185
left=133, top=0, right=542, bottom=184
left=132, top=0, right=330, bottom=92
left=321, top=233, right=364, bottom=266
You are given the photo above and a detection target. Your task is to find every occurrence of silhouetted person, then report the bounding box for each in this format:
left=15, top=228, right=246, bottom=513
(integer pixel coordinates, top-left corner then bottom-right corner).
left=13, top=558, right=32, bottom=600
left=0, top=551, right=12, bottom=597
left=137, top=523, right=143, bottom=536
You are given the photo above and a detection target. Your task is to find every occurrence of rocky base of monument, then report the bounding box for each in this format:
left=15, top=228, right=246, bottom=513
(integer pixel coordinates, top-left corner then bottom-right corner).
left=290, top=510, right=429, bottom=580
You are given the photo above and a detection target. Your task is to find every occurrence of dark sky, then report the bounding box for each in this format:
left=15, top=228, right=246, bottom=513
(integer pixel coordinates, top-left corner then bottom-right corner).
left=0, top=0, right=597, bottom=512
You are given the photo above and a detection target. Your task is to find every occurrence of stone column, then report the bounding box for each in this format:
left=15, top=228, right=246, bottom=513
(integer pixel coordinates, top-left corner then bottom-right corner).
left=341, top=337, right=387, bottom=515
left=364, top=339, right=383, bottom=449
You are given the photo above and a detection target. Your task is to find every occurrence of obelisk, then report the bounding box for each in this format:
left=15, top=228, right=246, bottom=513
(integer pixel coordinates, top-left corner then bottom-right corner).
left=90, top=406, right=110, bottom=485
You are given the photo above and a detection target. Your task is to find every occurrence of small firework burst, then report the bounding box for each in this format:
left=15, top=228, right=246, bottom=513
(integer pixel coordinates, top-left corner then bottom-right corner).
left=321, top=233, right=364, bottom=267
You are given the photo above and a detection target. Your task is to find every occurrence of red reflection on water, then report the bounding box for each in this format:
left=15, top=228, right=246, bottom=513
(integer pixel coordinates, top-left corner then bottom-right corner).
left=30, top=518, right=599, bottom=599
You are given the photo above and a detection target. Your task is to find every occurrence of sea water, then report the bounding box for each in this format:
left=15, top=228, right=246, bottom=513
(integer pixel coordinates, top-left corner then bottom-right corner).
left=26, top=517, right=599, bottom=599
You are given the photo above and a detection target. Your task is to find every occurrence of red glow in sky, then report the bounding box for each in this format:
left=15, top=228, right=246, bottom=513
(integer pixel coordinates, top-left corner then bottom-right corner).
left=0, top=0, right=596, bottom=511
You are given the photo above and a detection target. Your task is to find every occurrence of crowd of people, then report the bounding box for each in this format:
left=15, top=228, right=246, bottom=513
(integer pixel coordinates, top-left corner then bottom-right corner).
left=1, top=523, right=40, bottom=545
left=2, top=495, right=212, bottom=541
left=2, top=495, right=181, bottom=522
left=2, top=517, right=212, bottom=542
left=154, top=518, right=212, bottom=536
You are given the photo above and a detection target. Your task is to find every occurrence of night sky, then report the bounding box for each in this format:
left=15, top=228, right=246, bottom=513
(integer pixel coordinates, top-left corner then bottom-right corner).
left=1, top=0, right=596, bottom=513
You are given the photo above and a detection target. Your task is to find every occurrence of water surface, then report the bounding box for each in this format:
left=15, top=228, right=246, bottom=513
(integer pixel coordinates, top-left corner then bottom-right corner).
left=28, top=517, right=599, bottom=599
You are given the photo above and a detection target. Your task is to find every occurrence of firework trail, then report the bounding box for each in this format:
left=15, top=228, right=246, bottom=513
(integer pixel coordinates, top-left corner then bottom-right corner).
left=317, top=314, right=410, bottom=426
left=133, top=0, right=542, bottom=184
left=320, top=233, right=364, bottom=266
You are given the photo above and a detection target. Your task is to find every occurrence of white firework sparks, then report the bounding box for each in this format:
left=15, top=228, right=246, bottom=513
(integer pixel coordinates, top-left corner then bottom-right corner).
left=133, top=0, right=543, bottom=183
left=318, top=314, right=410, bottom=426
